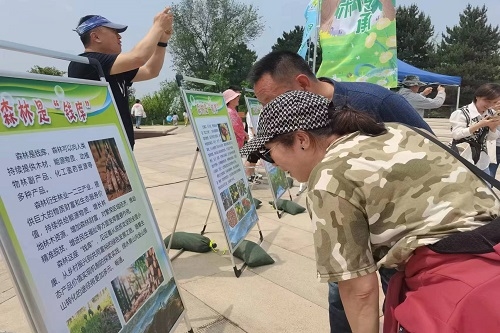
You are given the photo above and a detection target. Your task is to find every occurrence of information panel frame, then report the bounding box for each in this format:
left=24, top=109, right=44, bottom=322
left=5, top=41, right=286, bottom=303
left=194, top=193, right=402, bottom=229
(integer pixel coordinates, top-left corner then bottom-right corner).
left=179, top=89, right=259, bottom=254
left=0, top=71, right=189, bottom=333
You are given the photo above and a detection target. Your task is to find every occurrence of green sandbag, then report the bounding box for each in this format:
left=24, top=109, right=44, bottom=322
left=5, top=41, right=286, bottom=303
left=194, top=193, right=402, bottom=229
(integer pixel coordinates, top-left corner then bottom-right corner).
left=269, top=199, right=306, bottom=215
left=164, top=232, right=216, bottom=253
left=253, top=198, right=262, bottom=208
left=233, top=240, right=275, bottom=267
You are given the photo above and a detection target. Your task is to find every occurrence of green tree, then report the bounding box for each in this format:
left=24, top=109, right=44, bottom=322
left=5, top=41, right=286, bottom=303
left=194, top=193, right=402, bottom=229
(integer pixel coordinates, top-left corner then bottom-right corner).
left=433, top=4, right=500, bottom=105
left=28, top=65, right=65, bottom=76
left=272, top=25, right=304, bottom=53
left=169, top=0, right=264, bottom=90
left=271, top=26, right=322, bottom=73
left=396, top=4, right=435, bottom=69
left=223, top=43, right=258, bottom=88
left=140, top=81, right=181, bottom=125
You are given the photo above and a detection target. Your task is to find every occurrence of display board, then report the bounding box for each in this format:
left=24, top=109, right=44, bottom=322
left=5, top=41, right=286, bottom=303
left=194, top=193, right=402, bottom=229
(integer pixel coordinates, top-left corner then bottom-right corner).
left=180, top=90, right=259, bottom=252
left=244, top=97, right=288, bottom=200
left=0, top=72, right=185, bottom=333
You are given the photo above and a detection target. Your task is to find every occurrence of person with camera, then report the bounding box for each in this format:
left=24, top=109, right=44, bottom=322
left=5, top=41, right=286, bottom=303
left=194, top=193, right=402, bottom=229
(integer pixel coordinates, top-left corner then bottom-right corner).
left=398, top=75, right=446, bottom=117
left=68, top=8, right=174, bottom=150
left=450, top=83, right=500, bottom=176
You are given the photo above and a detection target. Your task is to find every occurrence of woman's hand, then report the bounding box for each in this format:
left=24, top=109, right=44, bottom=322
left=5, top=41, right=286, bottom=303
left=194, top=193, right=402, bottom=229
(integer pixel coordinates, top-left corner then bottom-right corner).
left=473, top=116, right=500, bottom=132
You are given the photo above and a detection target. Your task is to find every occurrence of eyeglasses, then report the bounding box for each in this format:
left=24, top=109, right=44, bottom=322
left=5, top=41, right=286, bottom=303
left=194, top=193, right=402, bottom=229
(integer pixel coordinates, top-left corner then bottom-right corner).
left=256, top=142, right=281, bottom=164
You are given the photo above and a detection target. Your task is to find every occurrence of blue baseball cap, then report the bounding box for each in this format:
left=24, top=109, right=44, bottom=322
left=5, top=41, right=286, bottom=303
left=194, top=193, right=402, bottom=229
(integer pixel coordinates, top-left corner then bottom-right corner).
left=74, top=15, right=128, bottom=36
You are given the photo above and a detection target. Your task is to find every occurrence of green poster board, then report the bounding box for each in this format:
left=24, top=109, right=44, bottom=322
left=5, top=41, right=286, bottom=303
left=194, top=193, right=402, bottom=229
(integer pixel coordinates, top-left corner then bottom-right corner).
left=181, top=90, right=259, bottom=252
left=0, top=72, right=186, bottom=333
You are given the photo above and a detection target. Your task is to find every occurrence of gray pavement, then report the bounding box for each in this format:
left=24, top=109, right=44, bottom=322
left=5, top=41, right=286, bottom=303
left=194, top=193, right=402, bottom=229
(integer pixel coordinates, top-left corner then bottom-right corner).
left=0, top=119, right=453, bottom=333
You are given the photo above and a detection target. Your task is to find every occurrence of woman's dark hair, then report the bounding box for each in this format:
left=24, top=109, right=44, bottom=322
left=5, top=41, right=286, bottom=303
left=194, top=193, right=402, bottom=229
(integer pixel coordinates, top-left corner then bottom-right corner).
left=474, top=83, right=500, bottom=103
left=272, top=105, right=386, bottom=147
left=326, top=104, right=387, bottom=137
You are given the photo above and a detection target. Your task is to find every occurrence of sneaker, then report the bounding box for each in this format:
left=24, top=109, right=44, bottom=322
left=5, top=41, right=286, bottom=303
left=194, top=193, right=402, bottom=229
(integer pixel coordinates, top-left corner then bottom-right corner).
left=247, top=175, right=261, bottom=184
left=254, top=173, right=263, bottom=179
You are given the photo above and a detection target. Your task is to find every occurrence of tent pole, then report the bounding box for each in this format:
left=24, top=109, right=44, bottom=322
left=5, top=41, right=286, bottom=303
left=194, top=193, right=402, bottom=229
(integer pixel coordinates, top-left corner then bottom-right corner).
left=456, top=86, right=461, bottom=109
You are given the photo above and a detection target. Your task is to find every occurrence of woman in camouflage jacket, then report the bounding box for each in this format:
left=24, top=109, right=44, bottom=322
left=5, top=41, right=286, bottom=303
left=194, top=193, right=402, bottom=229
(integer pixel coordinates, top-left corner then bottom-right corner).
left=241, top=90, right=500, bottom=333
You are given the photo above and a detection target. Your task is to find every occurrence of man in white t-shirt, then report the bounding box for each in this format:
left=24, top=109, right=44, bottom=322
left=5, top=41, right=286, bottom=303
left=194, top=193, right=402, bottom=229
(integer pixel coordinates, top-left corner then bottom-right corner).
left=244, top=110, right=262, bottom=183
left=131, top=99, right=146, bottom=129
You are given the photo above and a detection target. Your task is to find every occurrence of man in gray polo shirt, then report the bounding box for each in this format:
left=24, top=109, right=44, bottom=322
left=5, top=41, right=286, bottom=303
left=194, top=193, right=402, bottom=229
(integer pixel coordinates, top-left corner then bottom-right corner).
left=398, top=75, right=446, bottom=117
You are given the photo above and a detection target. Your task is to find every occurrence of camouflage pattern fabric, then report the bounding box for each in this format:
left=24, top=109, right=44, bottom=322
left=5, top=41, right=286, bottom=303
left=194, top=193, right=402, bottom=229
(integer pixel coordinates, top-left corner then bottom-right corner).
left=306, top=123, right=500, bottom=283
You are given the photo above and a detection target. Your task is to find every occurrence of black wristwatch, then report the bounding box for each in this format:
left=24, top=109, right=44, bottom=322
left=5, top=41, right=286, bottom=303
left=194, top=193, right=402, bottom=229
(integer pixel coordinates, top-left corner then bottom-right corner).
left=157, top=41, right=168, bottom=47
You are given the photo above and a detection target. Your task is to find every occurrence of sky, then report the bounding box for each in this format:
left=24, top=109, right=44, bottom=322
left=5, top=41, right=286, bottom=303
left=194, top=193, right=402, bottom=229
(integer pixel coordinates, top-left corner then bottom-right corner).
left=0, top=0, right=499, bottom=97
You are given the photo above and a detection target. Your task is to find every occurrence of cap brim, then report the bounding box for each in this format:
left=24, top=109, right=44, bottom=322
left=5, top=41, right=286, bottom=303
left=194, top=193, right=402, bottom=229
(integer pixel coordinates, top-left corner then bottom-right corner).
left=240, top=135, right=272, bottom=157
left=102, top=22, right=128, bottom=33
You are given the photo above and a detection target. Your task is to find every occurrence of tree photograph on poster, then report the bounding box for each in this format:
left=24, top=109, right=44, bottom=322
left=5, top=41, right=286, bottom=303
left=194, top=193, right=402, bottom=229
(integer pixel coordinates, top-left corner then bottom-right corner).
left=88, top=138, right=132, bottom=201
left=111, top=248, right=164, bottom=323
left=66, top=288, right=122, bottom=333
left=119, top=277, right=184, bottom=333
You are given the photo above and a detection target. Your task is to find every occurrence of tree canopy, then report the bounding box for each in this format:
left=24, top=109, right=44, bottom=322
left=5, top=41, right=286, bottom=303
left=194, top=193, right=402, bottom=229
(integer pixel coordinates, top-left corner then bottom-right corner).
left=169, top=0, right=264, bottom=90
left=433, top=4, right=500, bottom=104
left=270, top=25, right=322, bottom=73
left=28, top=65, right=65, bottom=76
left=396, top=4, right=435, bottom=69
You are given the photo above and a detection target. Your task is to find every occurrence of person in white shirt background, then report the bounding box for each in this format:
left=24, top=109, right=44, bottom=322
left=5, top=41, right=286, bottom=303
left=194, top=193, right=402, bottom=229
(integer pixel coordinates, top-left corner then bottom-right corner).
left=131, top=99, right=146, bottom=129
left=450, top=83, right=500, bottom=176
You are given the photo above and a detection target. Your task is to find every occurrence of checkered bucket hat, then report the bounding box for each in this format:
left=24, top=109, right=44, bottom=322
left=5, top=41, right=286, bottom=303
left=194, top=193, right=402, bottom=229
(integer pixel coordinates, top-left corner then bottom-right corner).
left=240, top=90, right=331, bottom=156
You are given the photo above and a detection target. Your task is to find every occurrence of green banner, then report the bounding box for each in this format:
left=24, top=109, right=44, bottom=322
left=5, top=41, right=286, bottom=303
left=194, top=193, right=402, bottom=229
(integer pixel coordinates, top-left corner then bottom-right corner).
left=317, top=0, right=397, bottom=88
left=0, top=73, right=185, bottom=333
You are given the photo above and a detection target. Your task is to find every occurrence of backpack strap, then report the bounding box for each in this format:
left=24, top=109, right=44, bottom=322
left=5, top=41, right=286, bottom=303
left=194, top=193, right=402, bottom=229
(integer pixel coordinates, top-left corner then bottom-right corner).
left=402, top=124, right=500, bottom=190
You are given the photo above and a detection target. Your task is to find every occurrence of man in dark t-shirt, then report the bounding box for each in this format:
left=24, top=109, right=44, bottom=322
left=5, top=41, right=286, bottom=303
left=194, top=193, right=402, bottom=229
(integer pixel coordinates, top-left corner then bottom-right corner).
left=68, top=10, right=174, bottom=149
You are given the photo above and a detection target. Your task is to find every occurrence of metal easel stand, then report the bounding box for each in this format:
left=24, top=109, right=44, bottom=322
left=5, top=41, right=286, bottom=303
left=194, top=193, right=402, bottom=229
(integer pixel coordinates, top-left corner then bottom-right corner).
left=296, top=182, right=308, bottom=196
left=229, top=161, right=264, bottom=277
left=166, top=147, right=215, bottom=261
left=167, top=74, right=220, bottom=261
left=228, top=220, right=264, bottom=278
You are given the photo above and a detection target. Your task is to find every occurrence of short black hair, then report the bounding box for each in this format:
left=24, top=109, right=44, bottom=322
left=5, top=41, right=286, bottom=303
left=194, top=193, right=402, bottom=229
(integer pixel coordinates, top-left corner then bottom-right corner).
left=135, top=99, right=140, bottom=103
left=248, top=51, right=316, bottom=85
left=77, top=15, right=97, bottom=47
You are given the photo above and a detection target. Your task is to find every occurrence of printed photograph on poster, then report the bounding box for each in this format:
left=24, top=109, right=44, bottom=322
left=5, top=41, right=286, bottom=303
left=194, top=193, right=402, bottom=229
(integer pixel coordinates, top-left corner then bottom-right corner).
left=89, top=138, right=132, bottom=201
left=236, top=179, right=247, bottom=197
left=241, top=196, right=252, bottom=215
left=226, top=207, right=238, bottom=228
left=265, top=162, right=288, bottom=200
left=120, top=277, right=184, bottom=333
left=229, top=182, right=240, bottom=203
left=223, top=177, right=256, bottom=230
left=234, top=201, right=245, bottom=220
left=66, top=288, right=122, bottom=333
left=218, top=123, right=231, bottom=142
left=111, top=247, right=164, bottom=323
left=221, top=188, right=233, bottom=211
